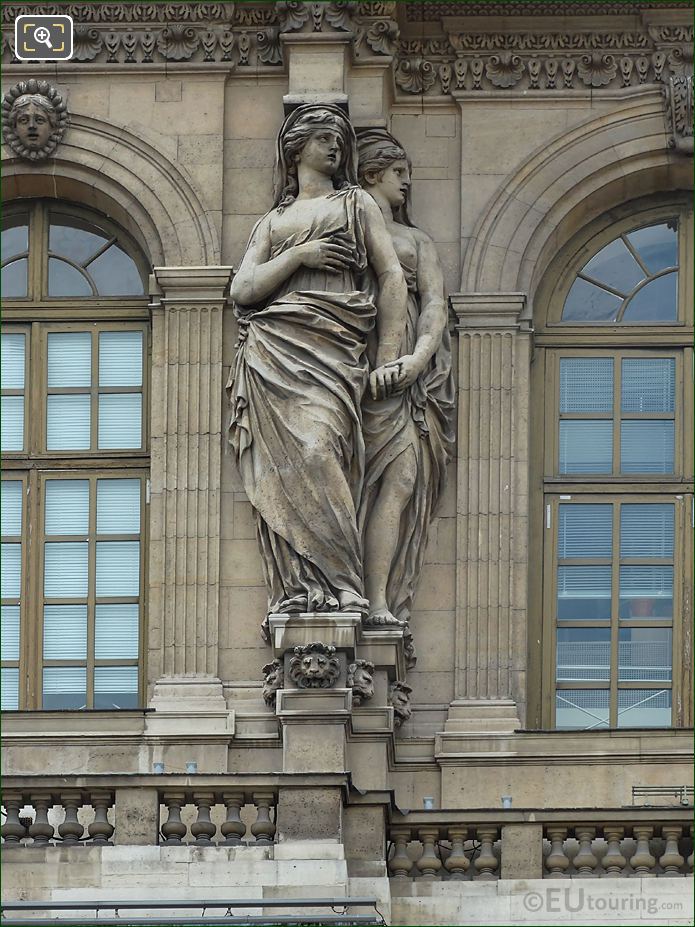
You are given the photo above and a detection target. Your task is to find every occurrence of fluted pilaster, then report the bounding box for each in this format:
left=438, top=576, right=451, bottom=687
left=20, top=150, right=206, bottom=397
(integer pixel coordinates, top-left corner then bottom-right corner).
left=148, top=267, right=231, bottom=682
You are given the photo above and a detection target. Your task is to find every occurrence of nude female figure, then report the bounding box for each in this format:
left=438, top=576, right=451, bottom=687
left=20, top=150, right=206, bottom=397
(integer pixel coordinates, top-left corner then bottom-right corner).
left=227, top=106, right=407, bottom=627
left=357, top=129, right=455, bottom=629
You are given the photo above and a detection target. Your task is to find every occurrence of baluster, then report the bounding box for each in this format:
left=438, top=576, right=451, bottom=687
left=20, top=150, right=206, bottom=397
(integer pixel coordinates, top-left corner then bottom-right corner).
left=250, top=791, right=276, bottom=845
left=416, top=827, right=442, bottom=880
left=1, top=792, right=27, bottom=844
left=58, top=791, right=84, bottom=845
left=630, top=825, right=656, bottom=877
left=388, top=827, right=414, bottom=879
left=88, top=790, right=114, bottom=845
left=659, top=825, right=684, bottom=877
left=602, top=826, right=626, bottom=877
left=545, top=826, right=570, bottom=878
left=160, top=791, right=188, bottom=845
left=574, top=826, right=598, bottom=877
left=28, top=792, right=55, bottom=845
left=473, top=826, right=499, bottom=881
left=190, top=791, right=217, bottom=845
left=220, top=790, right=246, bottom=845
left=444, top=825, right=470, bottom=880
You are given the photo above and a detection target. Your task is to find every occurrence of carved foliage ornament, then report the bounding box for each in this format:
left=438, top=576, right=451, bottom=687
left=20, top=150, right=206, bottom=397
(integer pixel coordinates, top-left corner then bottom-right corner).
left=665, top=75, right=694, bottom=155
left=347, top=659, right=375, bottom=706
left=2, top=80, right=68, bottom=161
left=288, top=642, right=341, bottom=690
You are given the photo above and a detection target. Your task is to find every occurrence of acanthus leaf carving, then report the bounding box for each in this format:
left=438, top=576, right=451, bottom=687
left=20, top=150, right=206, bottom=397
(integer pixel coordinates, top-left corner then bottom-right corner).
left=485, top=51, right=524, bottom=88
left=72, top=26, right=102, bottom=62
left=576, top=52, right=617, bottom=87
left=157, top=23, right=199, bottom=60
left=395, top=57, right=436, bottom=94
left=257, top=26, right=282, bottom=65
left=325, top=1, right=357, bottom=32
left=365, top=18, right=399, bottom=56
left=276, top=0, right=310, bottom=33
left=665, top=75, right=694, bottom=155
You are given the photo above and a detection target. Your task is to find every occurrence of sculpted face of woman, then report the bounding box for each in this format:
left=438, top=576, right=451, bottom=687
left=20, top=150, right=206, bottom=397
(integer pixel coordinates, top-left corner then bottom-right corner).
left=373, top=158, right=411, bottom=209
left=13, top=101, right=52, bottom=151
left=296, top=127, right=344, bottom=176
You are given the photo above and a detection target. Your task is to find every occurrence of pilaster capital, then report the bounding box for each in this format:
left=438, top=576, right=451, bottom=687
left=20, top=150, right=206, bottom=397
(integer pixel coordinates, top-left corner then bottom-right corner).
left=449, top=293, right=529, bottom=331
left=150, top=266, right=233, bottom=306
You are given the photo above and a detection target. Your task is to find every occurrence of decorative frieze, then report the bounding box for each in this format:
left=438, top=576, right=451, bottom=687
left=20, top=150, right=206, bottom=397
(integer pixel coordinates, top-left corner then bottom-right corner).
left=2, top=1, right=690, bottom=99
left=405, top=1, right=693, bottom=18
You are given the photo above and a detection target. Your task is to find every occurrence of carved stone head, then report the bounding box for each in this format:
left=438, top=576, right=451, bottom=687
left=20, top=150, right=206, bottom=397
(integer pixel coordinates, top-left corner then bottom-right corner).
left=2, top=80, right=68, bottom=161
left=347, top=659, right=375, bottom=706
left=261, top=659, right=284, bottom=708
left=389, top=680, right=413, bottom=728
left=403, top=625, right=417, bottom=671
left=288, top=641, right=340, bottom=689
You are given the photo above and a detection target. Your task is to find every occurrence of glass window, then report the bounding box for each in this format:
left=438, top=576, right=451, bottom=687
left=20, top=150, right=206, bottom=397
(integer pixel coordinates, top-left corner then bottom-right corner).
left=1, top=479, right=24, bottom=710
left=561, top=220, right=679, bottom=323
left=1, top=332, right=27, bottom=452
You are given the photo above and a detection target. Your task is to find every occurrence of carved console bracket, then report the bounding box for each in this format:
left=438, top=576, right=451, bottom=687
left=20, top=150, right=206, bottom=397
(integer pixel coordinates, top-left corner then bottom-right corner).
left=664, top=75, right=694, bottom=154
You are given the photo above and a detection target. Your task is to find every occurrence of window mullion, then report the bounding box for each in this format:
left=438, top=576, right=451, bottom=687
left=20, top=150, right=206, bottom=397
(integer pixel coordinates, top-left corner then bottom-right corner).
left=612, top=351, right=621, bottom=478
left=27, top=469, right=43, bottom=710
left=87, top=476, right=97, bottom=710
left=610, top=501, right=621, bottom=726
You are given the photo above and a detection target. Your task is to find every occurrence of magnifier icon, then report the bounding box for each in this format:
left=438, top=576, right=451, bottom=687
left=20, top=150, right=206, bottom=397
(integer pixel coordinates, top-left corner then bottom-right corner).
left=34, top=25, right=53, bottom=49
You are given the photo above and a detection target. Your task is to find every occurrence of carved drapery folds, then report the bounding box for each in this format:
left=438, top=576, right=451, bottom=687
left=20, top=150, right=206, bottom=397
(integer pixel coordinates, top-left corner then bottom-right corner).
left=2, top=3, right=691, bottom=100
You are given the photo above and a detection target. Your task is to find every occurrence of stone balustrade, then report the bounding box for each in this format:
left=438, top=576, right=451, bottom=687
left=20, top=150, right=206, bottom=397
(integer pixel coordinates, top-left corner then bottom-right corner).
left=387, top=810, right=694, bottom=881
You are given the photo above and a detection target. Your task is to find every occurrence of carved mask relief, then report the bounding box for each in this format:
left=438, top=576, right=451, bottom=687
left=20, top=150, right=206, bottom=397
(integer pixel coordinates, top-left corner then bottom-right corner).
left=2, top=80, right=68, bottom=161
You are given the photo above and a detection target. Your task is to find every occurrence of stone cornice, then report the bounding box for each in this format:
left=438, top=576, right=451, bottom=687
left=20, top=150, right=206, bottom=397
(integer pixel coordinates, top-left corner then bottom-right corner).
left=1, top=2, right=692, bottom=98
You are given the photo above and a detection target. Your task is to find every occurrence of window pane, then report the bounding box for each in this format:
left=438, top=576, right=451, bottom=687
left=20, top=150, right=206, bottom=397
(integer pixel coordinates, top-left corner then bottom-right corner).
left=45, top=480, right=89, bottom=536
left=1, top=397, right=24, bottom=452
left=621, top=358, right=675, bottom=412
left=1, top=332, right=26, bottom=389
left=559, top=421, right=612, bottom=474
left=620, top=566, right=673, bottom=620
left=1, top=481, right=23, bottom=536
left=2, top=221, right=28, bottom=259
left=94, top=666, right=139, bottom=709
left=622, top=272, right=678, bottom=323
left=626, top=222, right=678, bottom=274
left=558, top=504, right=612, bottom=559
left=47, top=395, right=91, bottom=451
left=88, top=245, right=144, bottom=296
left=556, top=689, right=609, bottom=730
left=44, top=542, right=88, bottom=597
left=1, top=258, right=28, bottom=298
left=95, top=604, right=139, bottom=659
left=43, top=605, right=87, bottom=660
left=560, top=357, right=613, bottom=413
left=617, top=689, right=671, bottom=728
left=619, top=628, right=672, bottom=682
left=96, top=541, right=140, bottom=597
left=1, top=668, right=19, bottom=710
left=99, top=331, right=144, bottom=387
left=620, top=421, right=674, bottom=474
left=49, top=218, right=108, bottom=264
left=97, top=480, right=140, bottom=535
left=557, top=565, right=611, bottom=621
left=583, top=237, right=644, bottom=294
left=48, top=257, right=93, bottom=297
left=1, top=544, right=21, bottom=598
left=47, top=332, right=91, bottom=387
left=98, top=394, right=142, bottom=449
left=620, top=504, right=674, bottom=558
left=42, top=667, right=87, bottom=710
left=1, top=606, right=20, bottom=660
left=562, top=277, right=621, bottom=322
left=557, top=628, right=611, bottom=681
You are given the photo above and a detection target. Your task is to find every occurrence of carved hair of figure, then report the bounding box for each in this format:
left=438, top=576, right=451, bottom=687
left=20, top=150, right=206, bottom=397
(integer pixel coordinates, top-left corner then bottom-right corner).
left=261, top=659, right=284, bottom=708
left=356, top=128, right=413, bottom=227
left=288, top=642, right=341, bottom=689
left=389, top=680, right=413, bottom=728
left=347, top=659, right=375, bottom=706
left=2, top=80, right=68, bottom=161
left=273, top=104, right=359, bottom=211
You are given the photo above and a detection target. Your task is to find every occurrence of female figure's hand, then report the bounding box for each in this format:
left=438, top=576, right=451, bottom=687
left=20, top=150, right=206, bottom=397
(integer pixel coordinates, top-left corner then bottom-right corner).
left=391, top=353, right=421, bottom=392
left=296, top=238, right=353, bottom=273
left=370, top=361, right=402, bottom=400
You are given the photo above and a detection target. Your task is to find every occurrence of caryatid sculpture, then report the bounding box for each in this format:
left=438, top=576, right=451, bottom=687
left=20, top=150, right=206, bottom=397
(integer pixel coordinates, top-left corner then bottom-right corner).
left=356, top=129, right=455, bottom=631
left=227, top=104, right=407, bottom=630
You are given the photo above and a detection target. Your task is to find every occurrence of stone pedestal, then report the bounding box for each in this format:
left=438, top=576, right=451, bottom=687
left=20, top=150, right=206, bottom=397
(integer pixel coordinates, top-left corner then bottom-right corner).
left=444, top=294, right=530, bottom=736
left=277, top=689, right=351, bottom=773
left=268, top=613, right=362, bottom=660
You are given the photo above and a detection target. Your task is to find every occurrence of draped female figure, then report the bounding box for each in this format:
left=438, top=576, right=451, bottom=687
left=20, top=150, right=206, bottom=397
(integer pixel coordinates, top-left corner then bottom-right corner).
left=227, top=106, right=407, bottom=628
left=357, top=128, right=455, bottom=631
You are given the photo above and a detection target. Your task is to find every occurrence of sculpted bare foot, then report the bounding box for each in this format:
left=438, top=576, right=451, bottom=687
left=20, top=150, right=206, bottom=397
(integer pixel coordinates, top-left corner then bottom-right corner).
left=338, top=591, right=369, bottom=614
left=363, top=605, right=405, bottom=628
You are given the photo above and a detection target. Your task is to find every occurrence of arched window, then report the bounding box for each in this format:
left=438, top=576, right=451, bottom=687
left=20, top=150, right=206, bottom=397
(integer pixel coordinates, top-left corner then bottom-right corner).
left=530, top=197, right=693, bottom=731
left=1, top=200, right=151, bottom=711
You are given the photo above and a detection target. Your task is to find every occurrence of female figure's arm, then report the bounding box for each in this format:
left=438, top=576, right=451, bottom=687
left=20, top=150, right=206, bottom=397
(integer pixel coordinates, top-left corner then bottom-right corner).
left=230, top=213, right=354, bottom=307
left=361, top=193, right=408, bottom=397
left=393, top=231, right=447, bottom=392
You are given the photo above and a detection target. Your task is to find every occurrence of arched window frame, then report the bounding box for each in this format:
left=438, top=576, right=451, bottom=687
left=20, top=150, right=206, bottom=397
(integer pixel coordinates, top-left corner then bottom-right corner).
left=528, top=195, right=694, bottom=732
left=1, top=199, right=151, bottom=712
